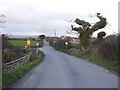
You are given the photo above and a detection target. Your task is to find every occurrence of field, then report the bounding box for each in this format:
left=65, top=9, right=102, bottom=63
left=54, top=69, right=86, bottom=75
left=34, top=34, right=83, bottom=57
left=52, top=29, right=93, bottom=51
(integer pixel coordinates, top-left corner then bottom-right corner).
left=8, top=40, right=40, bottom=46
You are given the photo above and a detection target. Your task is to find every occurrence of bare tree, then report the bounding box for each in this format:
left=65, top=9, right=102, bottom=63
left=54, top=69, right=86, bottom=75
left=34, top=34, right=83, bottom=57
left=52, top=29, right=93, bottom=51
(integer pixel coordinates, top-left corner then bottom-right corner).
left=0, top=14, right=6, bottom=28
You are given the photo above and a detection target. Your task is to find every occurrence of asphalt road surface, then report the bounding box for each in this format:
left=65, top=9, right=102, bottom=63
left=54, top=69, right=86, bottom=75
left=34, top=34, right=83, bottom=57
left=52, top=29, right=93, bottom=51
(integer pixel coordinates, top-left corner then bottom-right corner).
left=9, top=41, right=118, bottom=88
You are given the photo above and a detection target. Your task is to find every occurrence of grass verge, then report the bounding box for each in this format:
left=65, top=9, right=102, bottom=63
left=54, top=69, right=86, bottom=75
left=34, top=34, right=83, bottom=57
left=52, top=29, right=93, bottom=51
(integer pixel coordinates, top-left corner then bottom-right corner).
left=79, top=52, right=119, bottom=73
left=2, top=52, right=44, bottom=88
left=58, top=49, right=119, bottom=74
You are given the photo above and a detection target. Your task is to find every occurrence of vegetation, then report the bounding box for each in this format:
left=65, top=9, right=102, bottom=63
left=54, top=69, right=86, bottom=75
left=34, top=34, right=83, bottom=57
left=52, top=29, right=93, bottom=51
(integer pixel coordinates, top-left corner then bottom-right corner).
left=38, top=35, right=45, bottom=40
left=79, top=52, right=118, bottom=72
left=71, top=13, right=107, bottom=50
left=2, top=34, right=27, bottom=63
left=8, top=40, right=40, bottom=46
left=89, top=35, right=118, bottom=62
left=2, top=34, right=44, bottom=63
left=97, top=31, right=106, bottom=40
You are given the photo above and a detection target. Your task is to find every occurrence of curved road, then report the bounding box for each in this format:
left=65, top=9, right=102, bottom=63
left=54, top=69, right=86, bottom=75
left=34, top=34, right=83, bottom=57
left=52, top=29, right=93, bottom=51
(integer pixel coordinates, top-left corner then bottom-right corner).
left=9, top=41, right=118, bottom=88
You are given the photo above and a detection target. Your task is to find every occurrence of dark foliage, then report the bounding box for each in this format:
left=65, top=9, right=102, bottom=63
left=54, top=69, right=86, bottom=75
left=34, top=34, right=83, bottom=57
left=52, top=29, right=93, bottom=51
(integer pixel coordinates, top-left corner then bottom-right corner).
left=38, top=35, right=45, bottom=40
left=97, top=31, right=106, bottom=40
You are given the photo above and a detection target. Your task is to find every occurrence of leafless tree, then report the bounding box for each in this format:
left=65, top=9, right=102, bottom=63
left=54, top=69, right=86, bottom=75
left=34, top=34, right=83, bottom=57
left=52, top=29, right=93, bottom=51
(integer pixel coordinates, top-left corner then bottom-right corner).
left=0, top=14, right=6, bottom=28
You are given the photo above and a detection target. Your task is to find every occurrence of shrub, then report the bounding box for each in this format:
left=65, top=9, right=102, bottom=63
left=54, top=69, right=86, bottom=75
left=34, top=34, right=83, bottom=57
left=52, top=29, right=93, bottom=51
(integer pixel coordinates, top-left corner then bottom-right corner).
left=89, top=34, right=118, bottom=62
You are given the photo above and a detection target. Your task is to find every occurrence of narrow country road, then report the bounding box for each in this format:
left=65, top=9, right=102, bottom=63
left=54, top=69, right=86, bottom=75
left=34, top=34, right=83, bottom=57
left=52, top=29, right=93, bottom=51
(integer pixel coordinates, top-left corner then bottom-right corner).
left=9, top=41, right=118, bottom=88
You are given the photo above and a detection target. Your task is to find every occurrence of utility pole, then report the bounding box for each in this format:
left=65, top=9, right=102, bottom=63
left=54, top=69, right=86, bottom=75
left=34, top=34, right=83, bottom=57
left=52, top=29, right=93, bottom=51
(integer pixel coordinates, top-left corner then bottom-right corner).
left=55, top=29, right=56, bottom=37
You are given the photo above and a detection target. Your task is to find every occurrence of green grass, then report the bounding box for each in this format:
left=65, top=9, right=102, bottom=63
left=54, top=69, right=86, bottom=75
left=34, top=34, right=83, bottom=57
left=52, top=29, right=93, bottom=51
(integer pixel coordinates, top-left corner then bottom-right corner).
left=8, top=40, right=40, bottom=46
left=23, top=52, right=29, bottom=56
left=2, top=53, right=44, bottom=88
left=78, top=52, right=118, bottom=72
left=58, top=49, right=119, bottom=73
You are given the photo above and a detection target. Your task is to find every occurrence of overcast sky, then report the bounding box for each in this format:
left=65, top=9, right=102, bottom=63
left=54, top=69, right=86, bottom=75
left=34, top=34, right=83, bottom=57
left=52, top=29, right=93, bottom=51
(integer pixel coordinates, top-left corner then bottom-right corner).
left=0, top=0, right=119, bottom=37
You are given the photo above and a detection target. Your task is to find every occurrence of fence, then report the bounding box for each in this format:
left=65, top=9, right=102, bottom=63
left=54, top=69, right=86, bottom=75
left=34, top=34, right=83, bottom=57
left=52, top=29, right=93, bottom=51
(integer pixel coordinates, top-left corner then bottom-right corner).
left=3, top=55, right=30, bottom=72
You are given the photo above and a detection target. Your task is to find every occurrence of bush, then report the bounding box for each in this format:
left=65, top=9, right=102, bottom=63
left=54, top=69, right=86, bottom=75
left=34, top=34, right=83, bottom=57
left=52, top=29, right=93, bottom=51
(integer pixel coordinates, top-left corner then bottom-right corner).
left=29, top=49, right=44, bottom=61
left=89, top=34, right=118, bottom=62
left=99, top=35, right=118, bottom=61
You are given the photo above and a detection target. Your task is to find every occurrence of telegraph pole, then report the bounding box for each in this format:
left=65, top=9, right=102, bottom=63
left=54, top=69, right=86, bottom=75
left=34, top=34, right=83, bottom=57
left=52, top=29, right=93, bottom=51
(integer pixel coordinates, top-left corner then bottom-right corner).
left=55, top=29, right=56, bottom=37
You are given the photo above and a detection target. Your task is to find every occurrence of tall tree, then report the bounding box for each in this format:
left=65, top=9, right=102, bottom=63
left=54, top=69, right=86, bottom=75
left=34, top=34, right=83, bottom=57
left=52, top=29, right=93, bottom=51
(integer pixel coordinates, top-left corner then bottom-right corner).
left=71, top=13, right=107, bottom=50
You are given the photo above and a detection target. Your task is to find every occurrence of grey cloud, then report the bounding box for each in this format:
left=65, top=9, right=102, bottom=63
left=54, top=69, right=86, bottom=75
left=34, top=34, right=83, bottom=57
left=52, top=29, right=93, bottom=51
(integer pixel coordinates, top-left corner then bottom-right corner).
left=0, top=0, right=118, bottom=37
